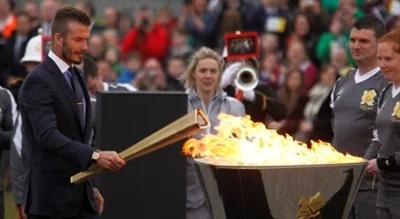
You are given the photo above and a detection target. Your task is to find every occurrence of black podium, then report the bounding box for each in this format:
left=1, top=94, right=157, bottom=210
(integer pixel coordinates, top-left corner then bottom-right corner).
left=96, top=92, right=187, bottom=219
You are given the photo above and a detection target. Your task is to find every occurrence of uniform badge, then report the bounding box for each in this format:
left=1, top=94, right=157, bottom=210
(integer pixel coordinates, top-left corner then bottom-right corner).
left=360, top=89, right=377, bottom=111
left=392, top=101, right=400, bottom=121
left=361, top=89, right=377, bottom=106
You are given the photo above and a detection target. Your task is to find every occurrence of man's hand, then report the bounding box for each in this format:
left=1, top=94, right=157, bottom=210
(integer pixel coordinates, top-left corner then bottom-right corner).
left=366, top=158, right=378, bottom=176
left=96, top=151, right=125, bottom=171
left=93, top=188, right=104, bottom=214
left=16, top=204, right=27, bottom=219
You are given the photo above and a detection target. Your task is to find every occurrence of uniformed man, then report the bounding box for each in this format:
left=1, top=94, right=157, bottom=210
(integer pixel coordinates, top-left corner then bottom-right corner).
left=331, top=16, right=387, bottom=219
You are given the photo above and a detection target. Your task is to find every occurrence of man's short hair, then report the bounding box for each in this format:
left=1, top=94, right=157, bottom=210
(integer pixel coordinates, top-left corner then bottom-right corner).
left=51, top=6, right=91, bottom=37
left=353, top=16, right=385, bottom=39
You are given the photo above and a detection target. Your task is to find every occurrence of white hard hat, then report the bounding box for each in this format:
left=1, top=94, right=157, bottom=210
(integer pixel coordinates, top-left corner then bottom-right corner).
left=20, top=35, right=43, bottom=63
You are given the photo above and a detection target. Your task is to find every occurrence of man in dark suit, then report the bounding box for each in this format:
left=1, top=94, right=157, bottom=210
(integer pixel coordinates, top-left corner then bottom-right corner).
left=18, top=7, right=125, bottom=219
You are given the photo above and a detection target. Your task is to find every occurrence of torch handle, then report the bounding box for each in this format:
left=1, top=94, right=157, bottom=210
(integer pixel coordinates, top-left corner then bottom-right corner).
left=70, top=109, right=209, bottom=184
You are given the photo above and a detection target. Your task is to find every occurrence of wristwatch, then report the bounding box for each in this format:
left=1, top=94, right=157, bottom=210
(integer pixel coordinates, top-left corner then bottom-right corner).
left=92, top=149, right=100, bottom=161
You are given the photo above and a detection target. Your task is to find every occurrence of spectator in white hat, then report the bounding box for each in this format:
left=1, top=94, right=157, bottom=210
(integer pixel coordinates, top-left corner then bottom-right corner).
left=20, top=34, right=43, bottom=72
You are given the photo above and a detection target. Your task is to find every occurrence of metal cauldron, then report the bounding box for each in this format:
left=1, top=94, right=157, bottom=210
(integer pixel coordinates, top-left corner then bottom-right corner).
left=194, top=158, right=367, bottom=219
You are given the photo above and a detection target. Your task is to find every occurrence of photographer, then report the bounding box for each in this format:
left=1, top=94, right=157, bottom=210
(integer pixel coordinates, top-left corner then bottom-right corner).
left=221, top=57, right=287, bottom=123
left=120, top=6, right=170, bottom=62
left=134, top=57, right=166, bottom=91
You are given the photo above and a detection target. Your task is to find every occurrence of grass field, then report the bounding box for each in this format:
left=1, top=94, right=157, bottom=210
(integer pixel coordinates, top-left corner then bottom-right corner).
left=5, top=187, right=17, bottom=219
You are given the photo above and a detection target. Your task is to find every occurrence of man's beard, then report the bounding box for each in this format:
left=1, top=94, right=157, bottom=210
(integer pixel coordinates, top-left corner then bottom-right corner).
left=61, top=42, right=82, bottom=65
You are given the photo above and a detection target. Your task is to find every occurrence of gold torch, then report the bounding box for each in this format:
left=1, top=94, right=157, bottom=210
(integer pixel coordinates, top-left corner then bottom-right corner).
left=70, top=109, right=209, bottom=184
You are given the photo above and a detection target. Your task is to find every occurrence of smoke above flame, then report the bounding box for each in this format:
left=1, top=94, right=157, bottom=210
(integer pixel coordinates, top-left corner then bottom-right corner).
left=183, top=114, right=364, bottom=166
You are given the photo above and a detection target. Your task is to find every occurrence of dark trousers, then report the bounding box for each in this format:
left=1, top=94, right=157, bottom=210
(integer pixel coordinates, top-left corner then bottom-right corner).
left=377, top=186, right=400, bottom=219
left=28, top=207, right=99, bottom=219
left=28, top=213, right=99, bottom=219
left=348, top=190, right=378, bottom=219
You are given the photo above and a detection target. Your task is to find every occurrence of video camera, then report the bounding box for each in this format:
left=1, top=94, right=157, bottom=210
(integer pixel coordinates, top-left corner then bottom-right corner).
left=224, top=31, right=259, bottom=61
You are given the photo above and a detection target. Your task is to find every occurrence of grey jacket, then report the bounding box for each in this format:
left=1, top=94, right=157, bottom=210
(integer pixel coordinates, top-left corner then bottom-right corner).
left=186, top=88, right=245, bottom=210
left=187, top=89, right=245, bottom=136
left=9, top=113, right=25, bottom=205
left=0, top=87, right=17, bottom=192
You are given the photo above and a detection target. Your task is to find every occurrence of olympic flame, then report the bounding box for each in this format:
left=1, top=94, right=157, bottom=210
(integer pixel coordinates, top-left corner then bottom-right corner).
left=183, top=114, right=364, bottom=166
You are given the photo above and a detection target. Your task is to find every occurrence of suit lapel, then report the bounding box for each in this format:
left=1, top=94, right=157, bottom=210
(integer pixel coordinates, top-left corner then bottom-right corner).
left=43, top=58, right=85, bottom=137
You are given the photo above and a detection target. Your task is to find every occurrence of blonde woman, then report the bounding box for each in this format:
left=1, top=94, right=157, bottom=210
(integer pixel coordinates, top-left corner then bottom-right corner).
left=181, top=47, right=245, bottom=219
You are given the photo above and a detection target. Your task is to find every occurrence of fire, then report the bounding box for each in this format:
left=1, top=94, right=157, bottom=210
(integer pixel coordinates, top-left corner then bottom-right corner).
left=183, top=114, right=364, bottom=166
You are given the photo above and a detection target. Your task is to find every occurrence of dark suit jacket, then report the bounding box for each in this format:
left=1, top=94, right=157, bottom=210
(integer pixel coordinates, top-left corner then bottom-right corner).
left=19, top=56, right=96, bottom=217
left=0, top=31, right=32, bottom=86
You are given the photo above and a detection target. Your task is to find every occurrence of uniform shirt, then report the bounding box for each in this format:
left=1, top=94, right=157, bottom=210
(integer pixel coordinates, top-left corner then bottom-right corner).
left=331, top=68, right=387, bottom=157
left=376, top=83, right=400, bottom=191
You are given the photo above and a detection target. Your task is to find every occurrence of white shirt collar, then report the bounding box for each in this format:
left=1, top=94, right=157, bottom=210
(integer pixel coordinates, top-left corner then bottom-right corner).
left=354, top=67, right=381, bottom=84
left=392, top=84, right=400, bottom=98
left=48, top=50, right=71, bottom=74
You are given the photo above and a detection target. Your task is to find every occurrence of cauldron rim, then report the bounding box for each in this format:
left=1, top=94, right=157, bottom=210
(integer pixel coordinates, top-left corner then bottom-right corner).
left=194, top=157, right=367, bottom=169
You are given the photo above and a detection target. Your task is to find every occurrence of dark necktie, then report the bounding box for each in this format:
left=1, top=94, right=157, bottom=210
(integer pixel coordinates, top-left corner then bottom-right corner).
left=67, top=66, right=85, bottom=130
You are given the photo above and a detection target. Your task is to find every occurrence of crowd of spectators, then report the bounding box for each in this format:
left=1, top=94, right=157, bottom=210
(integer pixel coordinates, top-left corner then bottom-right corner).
left=0, top=0, right=400, bottom=143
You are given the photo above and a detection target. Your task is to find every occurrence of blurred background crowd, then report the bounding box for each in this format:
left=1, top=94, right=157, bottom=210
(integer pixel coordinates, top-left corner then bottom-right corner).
left=1, top=0, right=400, bottom=151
